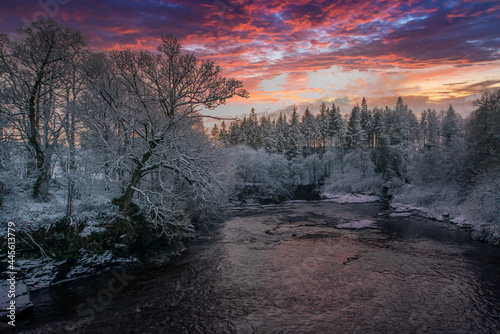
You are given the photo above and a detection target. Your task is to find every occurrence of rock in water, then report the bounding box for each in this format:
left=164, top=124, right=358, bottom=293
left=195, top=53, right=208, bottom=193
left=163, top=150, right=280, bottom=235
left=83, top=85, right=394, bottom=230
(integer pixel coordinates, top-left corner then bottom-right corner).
left=335, top=220, right=378, bottom=229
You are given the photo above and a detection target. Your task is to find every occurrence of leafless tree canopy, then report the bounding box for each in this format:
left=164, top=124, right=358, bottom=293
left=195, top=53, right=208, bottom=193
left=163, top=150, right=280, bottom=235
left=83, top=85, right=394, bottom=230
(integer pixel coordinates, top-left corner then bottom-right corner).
left=1, top=18, right=247, bottom=235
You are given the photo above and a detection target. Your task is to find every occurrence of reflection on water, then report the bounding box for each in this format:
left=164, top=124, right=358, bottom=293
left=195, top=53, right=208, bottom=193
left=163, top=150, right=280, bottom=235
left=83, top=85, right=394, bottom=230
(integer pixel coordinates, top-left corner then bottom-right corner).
left=19, top=202, right=500, bottom=333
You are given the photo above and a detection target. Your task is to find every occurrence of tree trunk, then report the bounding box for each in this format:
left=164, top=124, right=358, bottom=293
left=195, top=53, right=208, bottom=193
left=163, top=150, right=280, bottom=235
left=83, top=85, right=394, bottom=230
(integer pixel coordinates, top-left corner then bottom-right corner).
left=66, top=110, right=76, bottom=219
left=113, top=138, right=161, bottom=210
left=32, top=154, right=51, bottom=201
left=113, top=167, right=142, bottom=210
left=29, top=71, right=50, bottom=201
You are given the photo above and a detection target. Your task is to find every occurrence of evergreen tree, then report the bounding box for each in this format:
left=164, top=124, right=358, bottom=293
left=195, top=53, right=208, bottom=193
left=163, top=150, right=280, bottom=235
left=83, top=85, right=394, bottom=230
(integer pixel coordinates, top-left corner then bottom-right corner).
left=327, top=103, right=345, bottom=148
left=441, top=105, right=462, bottom=146
left=247, top=108, right=261, bottom=149
left=317, top=102, right=329, bottom=152
left=372, top=107, right=384, bottom=147
left=360, top=97, right=373, bottom=147
left=385, top=97, right=418, bottom=146
left=371, top=135, right=405, bottom=185
left=301, top=107, right=316, bottom=156
left=466, top=90, right=500, bottom=174
left=346, top=105, right=363, bottom=149
left=260, top=115, right=275, bottom=153
left=211, top=124, right=219, bottom=142
left=275, top=112, right=289, bottom=154
left=228, top=121, right=240, bottom=145
left=420, top=109, right=440, bottom=149
left=219, top=121, right=229, bottom=146
left=286, top=105, right=302, bottom=159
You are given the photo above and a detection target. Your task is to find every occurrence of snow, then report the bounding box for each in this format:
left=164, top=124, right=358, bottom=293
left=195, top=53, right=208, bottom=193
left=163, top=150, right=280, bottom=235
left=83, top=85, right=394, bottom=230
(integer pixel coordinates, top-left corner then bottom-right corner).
left=321, top=193, right=380, bottom=204
left=449, top=216, right=473, bottom=228
left=79, top=224, right=107, bottom=237
left=389, top=202, right=477, bottom=230
left=389, top=212, right=413, bottom=218
left=335, top=220, right=378, bottom=229
left=390, top=203, right=424, bottom=213
left=390, top=202, right=447, bottom=221
left=62, top=252, right=137, bottom=282
left=18, top=259, right=61, bottom=290
left=14, top=254, right=138, bottom=291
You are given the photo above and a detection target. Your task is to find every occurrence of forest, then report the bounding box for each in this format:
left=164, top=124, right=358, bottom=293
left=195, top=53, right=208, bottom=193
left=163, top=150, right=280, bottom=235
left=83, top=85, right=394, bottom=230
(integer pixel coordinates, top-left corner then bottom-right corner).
left=1, top=17, right=499, bottom=263
left=210, top=93, right=500, bottom=243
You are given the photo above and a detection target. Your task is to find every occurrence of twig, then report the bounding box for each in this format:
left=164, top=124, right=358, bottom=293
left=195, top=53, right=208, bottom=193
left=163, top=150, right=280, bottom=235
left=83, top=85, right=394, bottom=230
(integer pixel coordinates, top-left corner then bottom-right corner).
left=22, top=229, right=49, bottom=258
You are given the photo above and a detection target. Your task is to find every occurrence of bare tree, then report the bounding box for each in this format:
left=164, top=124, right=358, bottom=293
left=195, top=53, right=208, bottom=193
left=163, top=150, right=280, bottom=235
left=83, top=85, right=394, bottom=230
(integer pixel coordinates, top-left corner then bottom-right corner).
left=84, top=35, right=248, bottom=232
left=61, top=47, right=91, bottom=220
left=0, top=17, right=87, bottom=201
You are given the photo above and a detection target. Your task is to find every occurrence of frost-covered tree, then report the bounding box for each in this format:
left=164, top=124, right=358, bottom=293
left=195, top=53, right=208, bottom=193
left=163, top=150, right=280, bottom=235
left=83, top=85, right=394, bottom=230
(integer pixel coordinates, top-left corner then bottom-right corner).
left=372, top=107, right=384, bottom=147
left=360, top=98, right=373, bottom=147
left=60, top=45, right=92, bottom=220
left=83, top=35, right=248, bottom=231
left=466, top=90, right=500, bottom=175
left=384, top=98, right=418, bottom=146
left=219, top=121, right=230, bottom=147
left=419, top=109, right=440, bottom=150
left=0, top=17, right=87, bottom=201
left=441, top=105, right=462, bottom=146
left=317, top=102, right=329, bottom=152
left=345, top=105, right=364, bottom=149
left=301, top=107, right=317, bottom=156
left=260, top=115, right=275, bottom=153
left=227, top=146, right=291, bottom=202
left=327, top=103, right=345, bottom=148
left=228, top=121, right=240, bottom=146
left=240, top=108, right=260, bottom=149
left=286, top=105, right=303, bottom=159
left=371, top=134, right=405, bottom=183
left=274, top=112, right=289, bottom=154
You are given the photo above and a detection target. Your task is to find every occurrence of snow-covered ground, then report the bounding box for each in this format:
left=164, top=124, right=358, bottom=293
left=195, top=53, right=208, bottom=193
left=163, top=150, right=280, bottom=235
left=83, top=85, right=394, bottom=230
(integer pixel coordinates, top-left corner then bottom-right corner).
left=389, top=202, right=473, bottom=228
left=17, top=259, right=61, bottom=290
left=5, top=252, right=139, bottom=296
left=321, top=192, right=381, bottom=204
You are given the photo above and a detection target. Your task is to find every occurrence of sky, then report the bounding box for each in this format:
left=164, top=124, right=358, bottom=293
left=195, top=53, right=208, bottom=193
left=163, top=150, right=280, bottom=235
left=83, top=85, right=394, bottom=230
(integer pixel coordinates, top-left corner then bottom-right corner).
left=1, top=0, right=500, bottom=121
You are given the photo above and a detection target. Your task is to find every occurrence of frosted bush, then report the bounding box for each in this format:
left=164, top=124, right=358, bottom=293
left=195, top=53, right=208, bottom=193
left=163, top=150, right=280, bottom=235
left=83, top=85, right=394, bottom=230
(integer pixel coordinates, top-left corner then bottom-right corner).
left=463, top=170, right=500, bottom=244
left=322, top=150, right=383, bottom=195
left=226, top=146, right=292, bottom=201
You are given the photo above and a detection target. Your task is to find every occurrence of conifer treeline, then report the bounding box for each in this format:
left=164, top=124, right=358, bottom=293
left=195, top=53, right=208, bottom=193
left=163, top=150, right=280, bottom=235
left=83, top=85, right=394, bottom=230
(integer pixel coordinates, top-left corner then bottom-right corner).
left=211, top=97, right=462, bottom=159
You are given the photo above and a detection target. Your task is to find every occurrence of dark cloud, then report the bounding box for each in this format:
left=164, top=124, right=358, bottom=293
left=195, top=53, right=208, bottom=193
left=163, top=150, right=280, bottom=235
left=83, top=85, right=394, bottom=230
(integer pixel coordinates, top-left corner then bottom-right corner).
left=1, top=0, right=499, bottom=67
left=444, top=81, right=469, bottom=86
left=453, top=80, right=500, bottom=94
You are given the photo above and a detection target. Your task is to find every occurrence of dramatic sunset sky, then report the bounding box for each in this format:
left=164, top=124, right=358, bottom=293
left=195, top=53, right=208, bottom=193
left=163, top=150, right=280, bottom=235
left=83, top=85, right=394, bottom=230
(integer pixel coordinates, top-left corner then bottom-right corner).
left=1, top=0, right=499, bottom=120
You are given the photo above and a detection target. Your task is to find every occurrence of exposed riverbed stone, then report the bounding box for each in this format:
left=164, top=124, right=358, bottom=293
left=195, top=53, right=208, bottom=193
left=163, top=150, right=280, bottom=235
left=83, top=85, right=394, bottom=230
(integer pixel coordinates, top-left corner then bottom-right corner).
left=335, top=220, right=378, bottom=229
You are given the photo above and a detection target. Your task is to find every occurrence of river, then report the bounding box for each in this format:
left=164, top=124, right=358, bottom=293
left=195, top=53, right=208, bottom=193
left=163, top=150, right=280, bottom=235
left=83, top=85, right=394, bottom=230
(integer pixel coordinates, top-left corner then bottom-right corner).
left=16, top=201, right=500, bottom=333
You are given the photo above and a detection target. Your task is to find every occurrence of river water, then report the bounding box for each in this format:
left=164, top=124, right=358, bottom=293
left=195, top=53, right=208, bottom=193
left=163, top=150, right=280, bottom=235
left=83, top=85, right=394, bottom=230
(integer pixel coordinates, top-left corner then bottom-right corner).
left=17, top=201, right=500, bottom=333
